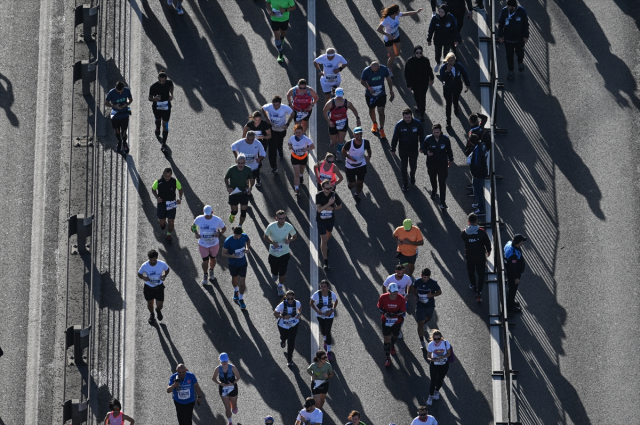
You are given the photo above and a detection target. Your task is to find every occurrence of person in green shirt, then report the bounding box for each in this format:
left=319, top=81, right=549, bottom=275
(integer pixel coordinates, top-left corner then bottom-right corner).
left=266, top=0, right=296, bottom=62
left=224, top=154, right=254, bottom=226
left=307, top=350, right=334, bottom=409
left=345, top=410, right=366, bottom=425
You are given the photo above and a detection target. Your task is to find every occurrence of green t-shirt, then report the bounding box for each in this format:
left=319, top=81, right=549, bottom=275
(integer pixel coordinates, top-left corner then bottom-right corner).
left=225, top=165, right=253, bottom=192
left=307, top=362, right=333, bottom=380
left=264, top=221, right=296, bottom=257
left=267, top=0, right=295, bottom=22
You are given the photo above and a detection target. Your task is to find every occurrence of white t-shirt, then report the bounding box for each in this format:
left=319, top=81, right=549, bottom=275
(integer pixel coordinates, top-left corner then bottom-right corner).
left=297, top=408, right=323, bottom=425
left=138, top=260, right=169, bottom=287
left=381, top=13, right=402, bottom=42
left=311, top=290, right=338, bottom=319
left=315, top=53, right=348, bottom=85
left=288, top=135, right=314, bottom=157
left=262, top=103, right=293, bottom=131
left=428, top=340, right=451, bottom=365
left=411, top=415, right=438, bottom=425
left=275, top=300, right=301, bottom=329
left=193, top=215, right=225, bottom=248
left=231, top=139, right=266, bottom=171
left=383, top=274, right=413, bottom=296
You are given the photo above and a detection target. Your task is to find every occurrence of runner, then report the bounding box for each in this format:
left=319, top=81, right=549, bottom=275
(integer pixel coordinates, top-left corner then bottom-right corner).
left=310, top=280, right=339, bottom=361
left=314, top=152, right=343, bottom=191
left=224, top=154, right=254, bottom=226
left=307, top=350, right=334, bottom=409
left=382, top=264, right=413, bottom=339
left=360, top=61, right=395, bottom=138
left=167, top=364, right=202, bottom=425
left=376, top=4, right=424, bottom=76
left=262, top=95, right=294, bottom=173
left=411, top=406, right=438, bottom=425
left=265, top=416, right=275, bottom=425
left=104, top=81, right=133, bottom=155
left=266, top=0, right=296, bottom=62
left=243, top=111, right=272, bottom=160
left=316, top=180, right=343, bottom=270
left=221, top=227, right=251, bottom=309
left=345, top=411, right=366, bottom=425
left=212, top=352, right=242, bottom=425
left=264, top=210, right=298, bottom=295
left=232, top=131, right=266, bottom=188
left=322, top=88, right=361, bottom=160
left=287, top=124, right=315, bottom=196
left=274, top=290, right=302, bottom=366
left=392, top=218, right=424, bottom=277
left=286, top=79, right=319, bottom=134
left=314, top=48, right=349, bottom=102
left=191, top=205, right=226, bottom=285
left=426, top=329, right=452, bottom=405
left=295, top=398, right=323, bottom=425
left=152, top=167, right=183, bottom=243
left=166, top=0, right=185, bottom=15
left=377, top=282, right=407, bottom=367
left=137, top=249, right=170, bottom=325
left=103, top=398, right=135, bottom=425
left=341, top=127, right=372, bottom=203
left=410, top=268, right=442, bottom=350
left=148, top=70, right=174, bottom=152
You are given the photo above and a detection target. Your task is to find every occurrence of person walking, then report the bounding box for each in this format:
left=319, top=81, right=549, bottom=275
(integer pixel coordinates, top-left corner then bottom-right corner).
left=307, top=350, right=334, bottom=409
left=410, top=268, right=442, bottom=350
left=460, top=213, right=491, bottom=302
left=439, top=52, right=470, bottom=127
left=404, top=46, right=434, bottom=120
left=426, top=329, right=452, bottom=406
left=310, top=280, right=339, bottom=361
left=264, top=210, right=298, bottom=295
left=275, top=290, right=302, bottom=366
left=497, top=0, right=529, bottom=80
left=443, top=0, right=473, bottom=36
left=390, top=108, right=425, bottom=192
left=360, top=61, right=395, bottom=138
left=167, top=364, right=202, bottom=425
left=212, top=353, right=242, bottom=425
left=376, top=4, right=423, bottom=76
left=392, top=219, right=424, bottom=277
left=105, top=81, right=133, bottom=155
left=504, top=233, right=527, bottom=313
left=421, top=123, right=453, bottom=209
left=103, top=398, right=135, bottom=424
left=467, top=134, right=488, bottom=216
left=427, top=5, right=460, bottom=73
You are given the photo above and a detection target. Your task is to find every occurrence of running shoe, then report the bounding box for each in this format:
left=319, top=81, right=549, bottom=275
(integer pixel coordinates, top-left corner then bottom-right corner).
left=439, top=202, right=448, bottom=210
left=476, top=292, right=482, bottom=303
left=176, top=6, right=184, bottom=14
left=123, top=142, right=130, bottom=154
left=209, top=269, right=215, bottom=282
left=469, top=284, right=477, bottom=291
left=229, top=214, right=236, bottom=223
left=472, top=203, right=479, bottom=208
left=327, top=351, right=334, bottom=361
left=287, top=358, right=294, bottom=366
left=473, top=209, right=486, bottom=216
left=397, top=331, right=403, bottom=339
left=390, top=345, right=397, bottom=355
left=508, top=71, right=514, bottom=80
left=384, top=358, right=391, bottom=367
left=161, top=143, right=168, bottom=153
left=466, top=183, right=473, bottom=189
left=271, top=167, right=278, bottom=173
left=379, top=128, right=387, bottom=139
left=410, top=176, right=416, bottom=186
left=371, top=123, right=378, bottom=133
left=427, top=395, right=433, bottom=406
left=323, top=341, right=328, bottom=351
left=421, top=340, right=427, bottom=350
left=433, top=390, right=440, bottom=400
left=155, top=128, right=161, bottom=136
left=323, top=263, right=330, bottom=271
left=281, top=340, right=286, bottom=348
left=295, top=188, right=300, bottom=196
left=335, top=151, right=342, bottom=161
left=434, top=63, right=440, bottom=73
left=255, top=180, right=262, bottom=187
left=519, top=62, right=524, bottom=72
left=232, top=407, right=238, bottom=414
left=271, top=274, right=278, bottom=282
left=116, top=143, right=122, bottom=153
left=156, top=308, right=163, bottom=321
left=402, top=183, right=408, bottom=192
left=201, top=274, right=209, bottom=285
left=167, top=0, right=172, bottom=4
left=239, top=299, right=247, bottom=309
left=277, top=53, right=284, bottom=63
left=165, top=234, right=173, bottom=243
left=353, top=193, right=361, bottom=203
left=277, top=284, right=285, bottom=296
left=148, top=314, right=155, bottom=325
left=430, top=190, right=438, bottom=200
left=233, top=291, right=240, bottom=301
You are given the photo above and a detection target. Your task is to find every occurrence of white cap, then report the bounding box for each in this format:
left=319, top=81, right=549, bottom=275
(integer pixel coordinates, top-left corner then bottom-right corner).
left=388, top=282, right=399, bottom=293
left=204, top=205, right=213, bottom=215
left=335, top=87, right=344, bottom=97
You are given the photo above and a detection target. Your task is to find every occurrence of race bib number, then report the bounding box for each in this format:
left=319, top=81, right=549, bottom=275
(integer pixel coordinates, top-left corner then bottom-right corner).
left=177, top=388, right=190, bottom=400
left=418, top=294, right=429, bottom=303
left=294, top=147, right=306, bottom=155
left=149, top=276, right=162, bottom=286
left=245, top=154, right=255, bottom=163
left=166, top=201, right=177, bottom=210
left=156, top=101, right=169, bottom=111
left=335, top=118, right=347, bottom=130
left=272, top=7, right=283, bottom=17
left=385, top=317, right=398, bottom=327
left=296, top=111, right=308, bottom=121
left=235, top=248, right=246, bottom=259
left=271, top=244, right=283, bottom=252
left=320, top=210, right=333, bottom=219
left=313, top=379, right=326, bottom=388
left=371, top=85, right=383, bottom=96
left=221, top=385, right=235, bottom=396
left=320, top=173, right=332, bottom=181
left=325, top=73, right=337, bottom=81
left=201, top=232, right=215, bottom=242
left=282, top=318, right=299, bottom=327
left=254, top=131, right=263, bottom=138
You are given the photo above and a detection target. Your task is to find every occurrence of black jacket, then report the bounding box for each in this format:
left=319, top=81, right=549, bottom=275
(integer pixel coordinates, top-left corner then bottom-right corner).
left=465, top=113, right=491, bottom=155
left=421, top=134, right=454, bottom=167
left=468, top=142, right=488, bottom=178
left=504, top=241, right=526, bottom=281
left=439, top=61, right=470, bottom=92
left=391, top=119, right=425, bottom=153
left=433, top=0, right=473, bottom=13
left=404, top=56, right=435, bottom=89
left=461, top=226, right=492, bottom=261
left=427, top=14, right=460, bottom=44
left=497, top=6, right=529, bottom=42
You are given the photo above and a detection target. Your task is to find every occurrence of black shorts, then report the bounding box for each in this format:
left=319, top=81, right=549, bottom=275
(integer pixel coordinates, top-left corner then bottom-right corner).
left=312, top=380, right=329, bottom=395
left=111, top=117, right=129, bottom=130
left=228, top=192, right=250, bottom=206
left=143, top=284, right=165, bottom=302
left=317, top=218, right=335, bottom=235
left=270, top=19, right=289, bottom=32
left=345, top=166, right=367, bottom=183
left=229, top=263, right=248, bottom=278
left=152, top=108, right=171, bottom=122
left=384, top=35, right=401, bottom=47
left=291, top=155, right=308, bottom=166
left=415, top=303, right=435, bottom=322
left=365, top=94, right=387, bottom=109
left=218, top=384, right=238, bottom=397
left=329, top=120, right=348, bottom=135
left=396, top=252, right=417, bottom=265
left=268, top=253, right=290, bottom=276
left=157, top=202, right=177, bottom=220
left=381, top=319, right=403, bottom=336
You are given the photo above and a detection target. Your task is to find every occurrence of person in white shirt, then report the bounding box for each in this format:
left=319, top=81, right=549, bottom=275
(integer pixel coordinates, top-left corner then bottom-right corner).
left=231, top=131, right=266, bottom=189
left=274, top=290, right=302, bottom=366
left=411, top=406, right=438, bottom=425
left=262, top=95, right=294, bottom=173
left=295, top=397, right=323, bottom=425
left=426, top=329, right=452, bottom=405
left=376, top=4, right=424, bottom=75
left=382, top=264, right=413, bottom=339
left=192, top=205, right=226, bottom=286
left=137, top=249, right=170, bottom=325
left=314, top=48, right=348, bottom=102
left=287, top=124, right=315, bottom=196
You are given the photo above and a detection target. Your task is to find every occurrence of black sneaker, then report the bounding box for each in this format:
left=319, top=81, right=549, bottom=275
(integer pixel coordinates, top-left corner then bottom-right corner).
left=156, top=308, right=163, bottom=321
left=323, top=261, right=330, bottom=271
left=148, top=314, right=155, bottom=325
left=469, top=284, right=477, bottom=291
left=466, top=184, right=473, bottom=189
left=271, top=167, right=278, bottom=173
left=402, top=183, right=408, bottom=192
left=514, top=301, right=521, bottom=308
left=446, top=119, right=452, bottom=127
left=508, top=71, right=514, bottom=80
left=439, top=202, right=448, bottom=210
left=430, top=191, right=438, bottom=200
left=353, top=193, right=362, bottom=203
left=116, top=143, right=122, bottom=153
left=476, top=292, right=482, bottom=303
left=123, top=142, right=130, bottom=155
left=161, top=143, right=168, bottom=152
left=410, top=176, right=416, bottom=186
left=518, top=63, right=524, bottom=72
left=255, top=180, right=262, bottom=187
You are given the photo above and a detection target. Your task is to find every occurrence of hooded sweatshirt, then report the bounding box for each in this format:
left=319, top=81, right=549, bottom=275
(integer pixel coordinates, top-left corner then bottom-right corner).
left=404, top=46, right=435, bottom=89
left=461, top=225, right=491, bottom=261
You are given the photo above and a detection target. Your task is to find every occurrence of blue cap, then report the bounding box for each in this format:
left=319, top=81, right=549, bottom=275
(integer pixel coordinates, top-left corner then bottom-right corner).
left=219, top=352, right=229, bottom=362
left=353, top=127, right=363, bottom=134
left=335, top=87, right=344, bottom=97
left=265, top=416, right=275, bottom=424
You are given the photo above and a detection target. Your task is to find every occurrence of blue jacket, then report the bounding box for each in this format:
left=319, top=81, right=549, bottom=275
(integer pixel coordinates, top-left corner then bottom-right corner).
left=497, top=6, right=529, bottom=42
left=440, top=61, right=470, bottom=92
left=469, top=142, right=488, bottom=178
left=427, top=14, right=460, bottom=44
left=504, top=241, right=526, bottom=281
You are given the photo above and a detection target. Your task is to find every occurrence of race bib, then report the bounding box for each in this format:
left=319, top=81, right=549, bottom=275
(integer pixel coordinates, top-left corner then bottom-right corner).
left=272, top=7, right=283, bottom=17
left=325, top=73, right=337, bottom=81
left=235, top=248, right=246, bottom=259
left=282, top=318, right=299, bottom=327
left=385, top=317, right=398, bottom=327
left=149, top=276, right=162, bottom=286
left=296, top=111, right=308, bottom=121
left=371, top=85, right=383, bottom=96
left=156, top=101, right=169, bottom=111
left=221, top=385, right=235, bottom=396
left=320, top=173, right=332, bottom=181
left=335, top=118, right=347, bottom=130
left=418, top=294, right=430, bottom=303
left=245, top=154, right=255, bottom=163
left=313, top=379, right=326, bottom=388
left=254, top=131, right=263, bottom=138
left=294, top=147, right=306, bottom=155
left=320, top=210, right=333, bottom=219
left=271, top=244, right=283, bottom=253
left=177, top=388, right=190, bottom=400
left=201, top=232, right=215, bottom=242
left=166, top=201, right=177, bottom=210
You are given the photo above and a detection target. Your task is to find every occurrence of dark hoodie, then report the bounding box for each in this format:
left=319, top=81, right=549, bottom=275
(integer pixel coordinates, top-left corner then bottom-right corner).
left=404, top=46, right=435, bottom=89
left=461, top=225, right=492, bottom=261
left=427, top=8, right=461, bottom=45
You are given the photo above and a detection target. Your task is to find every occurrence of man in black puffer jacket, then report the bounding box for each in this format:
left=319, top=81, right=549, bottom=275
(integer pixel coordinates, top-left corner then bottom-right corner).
left=404, top=46, right=435, bottom=121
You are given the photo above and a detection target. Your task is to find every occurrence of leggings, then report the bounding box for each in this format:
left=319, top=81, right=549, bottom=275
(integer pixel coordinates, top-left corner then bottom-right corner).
left=466, top=259, right=486, bottom=292
left=434, top=41, right=455, bottom=65
left=278, top=324, right=299, bottom=361
left=318, top=317, right=334, bottom=345
left=269, top=130, right=286, bottom=168
left=429, top=362, right=450, bottom=395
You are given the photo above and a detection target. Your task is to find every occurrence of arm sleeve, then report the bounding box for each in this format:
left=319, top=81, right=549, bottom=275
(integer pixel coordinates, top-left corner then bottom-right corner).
left=152, top=180, right=159, bottom=191
left=390, top=122, right=400, bottom=150
left=522, top=8, right=530, bottom=38
left=175, top=179, right=182, bottom=190
left=427, top=18, right=436, bottom=42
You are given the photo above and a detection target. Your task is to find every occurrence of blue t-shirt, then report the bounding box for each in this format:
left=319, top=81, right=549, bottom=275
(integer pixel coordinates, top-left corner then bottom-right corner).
left=360, top=65, right=390, bottom=96
left=413, top=277, right=441, bottom=308
left=106, top=87, right=132, bottom=119
left=168, top=371, right=198, bottom=404
left=223, top=234, right=250, bottom=266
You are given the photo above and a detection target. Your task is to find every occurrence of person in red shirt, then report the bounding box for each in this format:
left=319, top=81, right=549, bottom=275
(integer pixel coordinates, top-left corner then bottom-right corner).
left=377, top=282, right=407, bottom=367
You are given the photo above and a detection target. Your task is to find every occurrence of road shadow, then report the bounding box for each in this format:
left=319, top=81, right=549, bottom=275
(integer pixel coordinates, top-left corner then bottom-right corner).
left=0, top=72, right=19, bottom=127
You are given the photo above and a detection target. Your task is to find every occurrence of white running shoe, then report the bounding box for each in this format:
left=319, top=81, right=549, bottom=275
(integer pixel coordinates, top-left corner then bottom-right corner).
left=201, top=274, right=208, bottom=286
left=427, top=395, right=433, bottom=406
left=209, top=269, right=215, bottom=282
left=434, top=64, right=440, bottom=72
left=433, top=390, right=440, bottom=400
left=277, top=284, right=285, bottom=296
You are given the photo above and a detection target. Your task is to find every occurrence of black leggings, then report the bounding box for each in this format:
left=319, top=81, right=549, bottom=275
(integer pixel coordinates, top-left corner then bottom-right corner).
left=443, top=87, right=462, bottom=120
left=429, top=362, right=449, bottom=395
left=412, top=86, right=428, bottom=115
left=505, top=40, right=525, bottom=71
left=278, top=324, right=299, bottom=361
left=269, top=130, right=286, bottom=168
left=466, top=259, right=486, bottom=292
left=318, top=317, right=334, bottom=345
left=434, top=41, right=455, bottom=65
left=427, top=164, right=449, bottom=202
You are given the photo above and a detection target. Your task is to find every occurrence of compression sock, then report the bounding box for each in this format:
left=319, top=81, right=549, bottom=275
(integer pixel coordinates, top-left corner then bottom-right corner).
left=384, top=342, right=391, bottom=357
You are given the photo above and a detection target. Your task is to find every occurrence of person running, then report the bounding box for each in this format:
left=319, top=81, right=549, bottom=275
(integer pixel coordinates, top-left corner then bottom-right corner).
left=439, top=52, right=470, bottom=127
left=224, top=154, right=254, bottom=226
left=461, top=212, right=491, bottom=302
left=310, top=279, right=339, bottom=361
left=295, top=398, right=323, bottom=425
left=167, top=364, right=202, bottom=425
left=287, top=124, right=315, bottom=196
left=404, top=46, right=435, bottom=121
left=166, top=0, right=185, bottom=15
left=345, top=410, right=366, bottom=425
left=314, top=48, right=349, bottom=102
left=243, top=111, right=272, bottom=170
left=421, top=123, right=453, bottom=209
left=232, top=131, right=266, bottom=189
left=286, top=79, right=319, bottom=134
left=377, top=282, right=407, bottom=367
left=410, top=268, right=442, bottom=350
left=221, top=227, right=251, bottom=309
left=322, top=88, right=361, bottom=160
left=426, top=329, right=452, bottom=405
left=148, top=70, right=174, bottom=152
left=314, top=152, right=344, bottom=191
left=427, top=5, right=460, bottom=70
left=262, top=96, right=293, bottom=173
left=360, top=62, right=395, bottom=138
left=275, top=290, right=302, bottom=366
left=266, top=0, right=296, bottom=62
left=390, top=108, right=425, bottom=191
left=411, top=406, right=438, bottom=425
left=376, top=4, right=424, bottom=76
left=265, top=416, right=275, bottom=425
left=105, top=81, right=133, bottom=155
left=152, top=167, right=183, bottom=243
left=264, top=210, right=298, bottom=295
left=137, top=249, right=170, bottom=325
left=315, top=181, right=343, bottom=270
left=382, top=264, right=413, bottom=339
left=212, top=352, right=242, bottom=425
left=341, top=127, right=372, bottom=203
left=393, top=219, right=424, bottom=277
left=192, top=205, right=226, bottom=285
left=307, top=350, right=334, bottom=409
left=104, top=398, right=135, bottom=425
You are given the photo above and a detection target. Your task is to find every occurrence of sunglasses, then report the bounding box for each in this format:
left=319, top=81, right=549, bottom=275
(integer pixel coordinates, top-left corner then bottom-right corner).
left=327, top=160, right=335, bottom=163
left=433, top=337, right=441, bottom=341
left=418, top=413, right=427, bottom=416
left=286, top=297, right=295, bottom=300
left=321, top=356, right=328, bottom=360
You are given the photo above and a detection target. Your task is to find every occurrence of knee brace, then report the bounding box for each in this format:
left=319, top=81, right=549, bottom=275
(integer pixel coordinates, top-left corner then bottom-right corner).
left=240, top=209, right=247, bottom=218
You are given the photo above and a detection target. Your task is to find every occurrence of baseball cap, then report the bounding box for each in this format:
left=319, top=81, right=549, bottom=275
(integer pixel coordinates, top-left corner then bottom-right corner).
left=353, top=127, right=363, bottom=134
left=219, top=352, right=229, bottom=362
left=335, top=87, right=344, bottom=97
left=513, top=234, right=528, bottom=244
left=304, top=399, right=316, bottom=408
left=265, top=416, right=275, bottom=425
left=388, top=282, right=399, bottom=293
left=204, top=205, right=213, bottom=215
left=403, top=218, right=412, bottom=231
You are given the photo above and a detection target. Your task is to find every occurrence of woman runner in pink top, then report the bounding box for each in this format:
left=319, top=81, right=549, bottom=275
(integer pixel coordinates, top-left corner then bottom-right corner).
left=104, top=398, right=135, bottom=425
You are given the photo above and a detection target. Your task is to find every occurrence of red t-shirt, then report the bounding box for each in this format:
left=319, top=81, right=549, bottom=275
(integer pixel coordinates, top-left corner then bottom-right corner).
left=377, top=293, right=407, bottom=324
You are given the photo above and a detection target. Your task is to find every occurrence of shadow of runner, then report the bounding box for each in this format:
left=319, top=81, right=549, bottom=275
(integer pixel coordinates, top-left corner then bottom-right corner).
left=0, top=72, right=19, bottom=127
